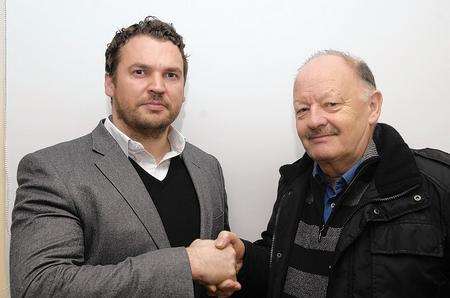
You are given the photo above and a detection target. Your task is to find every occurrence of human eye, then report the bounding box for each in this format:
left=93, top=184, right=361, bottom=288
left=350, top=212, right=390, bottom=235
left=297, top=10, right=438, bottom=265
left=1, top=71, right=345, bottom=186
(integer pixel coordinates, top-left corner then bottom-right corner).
left=131, top=68, right=146, bottom=77
left=164, top=72, right=179, bottom=80
left=324, top=101, right=340, bottom=110
left=295, top=106, right=310, bottom=118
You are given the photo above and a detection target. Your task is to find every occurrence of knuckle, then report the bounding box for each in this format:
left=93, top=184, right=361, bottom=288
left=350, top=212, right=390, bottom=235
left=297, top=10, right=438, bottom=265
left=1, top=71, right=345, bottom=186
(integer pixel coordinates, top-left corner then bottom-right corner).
left=218, top=230, right=229, bottom=238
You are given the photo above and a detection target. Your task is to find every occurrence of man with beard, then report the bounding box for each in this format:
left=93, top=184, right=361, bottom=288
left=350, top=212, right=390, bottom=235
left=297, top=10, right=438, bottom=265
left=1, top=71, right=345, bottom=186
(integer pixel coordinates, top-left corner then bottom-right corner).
left=212, top=50, right=450, bottom=297
left=10, top=16, right=240, bottom=297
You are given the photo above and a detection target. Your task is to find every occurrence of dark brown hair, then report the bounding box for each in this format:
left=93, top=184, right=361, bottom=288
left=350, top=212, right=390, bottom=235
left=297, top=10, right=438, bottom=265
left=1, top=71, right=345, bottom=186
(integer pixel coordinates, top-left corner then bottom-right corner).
left=105, top=16, right=188, bottom=81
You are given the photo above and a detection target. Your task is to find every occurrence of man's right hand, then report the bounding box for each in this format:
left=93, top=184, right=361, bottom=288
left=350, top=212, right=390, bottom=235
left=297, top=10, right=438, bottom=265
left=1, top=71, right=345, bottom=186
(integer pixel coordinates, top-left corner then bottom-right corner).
left=215, top=231, right=245, bottom=270
left=186, top=239, right=240, bottom=288
left=205, top=231, right=246, bottom=297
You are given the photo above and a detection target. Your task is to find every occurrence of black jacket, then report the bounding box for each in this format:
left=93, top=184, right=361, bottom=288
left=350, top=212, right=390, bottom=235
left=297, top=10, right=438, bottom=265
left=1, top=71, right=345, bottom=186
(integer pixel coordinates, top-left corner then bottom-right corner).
left=238, top=123, right=450, bottom=298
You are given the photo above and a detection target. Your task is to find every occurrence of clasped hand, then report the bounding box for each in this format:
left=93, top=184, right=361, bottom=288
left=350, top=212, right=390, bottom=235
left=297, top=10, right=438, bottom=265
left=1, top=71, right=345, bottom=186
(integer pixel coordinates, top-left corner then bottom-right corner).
left=187, top=231, right=245, bottom=297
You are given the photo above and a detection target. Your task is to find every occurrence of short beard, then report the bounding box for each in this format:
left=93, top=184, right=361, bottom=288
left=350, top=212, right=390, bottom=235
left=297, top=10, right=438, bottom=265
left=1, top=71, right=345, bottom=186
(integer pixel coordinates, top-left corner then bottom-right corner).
left=132, top=120, right=168, bottom=139
left=113, top=98, right=177, bottom=139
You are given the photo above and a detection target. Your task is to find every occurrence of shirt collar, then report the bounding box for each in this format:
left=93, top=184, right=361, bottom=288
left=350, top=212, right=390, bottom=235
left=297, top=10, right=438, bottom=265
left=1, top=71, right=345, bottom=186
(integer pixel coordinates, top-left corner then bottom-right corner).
left=103, top=116, right=186, bottom=159
left=313, top=139, right=378, bottom=185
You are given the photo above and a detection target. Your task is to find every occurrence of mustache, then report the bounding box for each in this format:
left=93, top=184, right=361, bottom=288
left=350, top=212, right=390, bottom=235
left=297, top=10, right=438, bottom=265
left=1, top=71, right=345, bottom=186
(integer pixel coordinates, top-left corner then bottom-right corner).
left=139, top=93, right=168, bottom=107
left=304, top=127, right=339, bottom=139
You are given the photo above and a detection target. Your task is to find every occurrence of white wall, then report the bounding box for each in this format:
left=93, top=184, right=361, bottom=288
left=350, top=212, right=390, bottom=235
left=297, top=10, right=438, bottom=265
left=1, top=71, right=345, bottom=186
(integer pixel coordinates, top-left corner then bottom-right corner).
left=6, top=0, right=450, bottom=244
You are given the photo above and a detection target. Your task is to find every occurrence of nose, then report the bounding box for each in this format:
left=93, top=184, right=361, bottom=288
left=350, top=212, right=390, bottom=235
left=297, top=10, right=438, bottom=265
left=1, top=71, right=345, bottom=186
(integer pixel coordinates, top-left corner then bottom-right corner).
left=147, top=73, right=165, bottom=94
left=307, top=105, right=327, bottom=129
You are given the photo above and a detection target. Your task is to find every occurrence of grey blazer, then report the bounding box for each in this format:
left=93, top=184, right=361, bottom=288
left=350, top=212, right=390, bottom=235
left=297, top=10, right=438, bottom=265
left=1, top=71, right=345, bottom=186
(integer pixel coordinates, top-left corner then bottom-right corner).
left=10, top=121, right=229, bottom=298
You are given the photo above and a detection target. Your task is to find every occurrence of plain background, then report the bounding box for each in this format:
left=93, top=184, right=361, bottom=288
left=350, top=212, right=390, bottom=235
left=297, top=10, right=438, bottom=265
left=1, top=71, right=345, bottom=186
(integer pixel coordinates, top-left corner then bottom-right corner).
left=1, top=1, right=6, bottom=296
left=5, top=0, right=450, bottom=254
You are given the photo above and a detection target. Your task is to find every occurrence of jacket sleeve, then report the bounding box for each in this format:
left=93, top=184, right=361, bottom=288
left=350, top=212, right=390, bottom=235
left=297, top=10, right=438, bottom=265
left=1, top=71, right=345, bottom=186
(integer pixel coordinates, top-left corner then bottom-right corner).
left=233, top=177, right=289, bottom=297
left=10, top=153, right=195, bottom=298
left=216, top=159, right=230, bottom=231
left=413, top=148, right=450, bottom=287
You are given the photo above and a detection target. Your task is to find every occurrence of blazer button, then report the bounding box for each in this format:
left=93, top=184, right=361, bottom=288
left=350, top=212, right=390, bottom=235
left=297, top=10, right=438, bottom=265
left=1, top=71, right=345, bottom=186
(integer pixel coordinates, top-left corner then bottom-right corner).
left=373, top=208, right=380, bottom=215
left=276, top=252, right=283, bottom=258
left=413, top=194, right=422, bottom=202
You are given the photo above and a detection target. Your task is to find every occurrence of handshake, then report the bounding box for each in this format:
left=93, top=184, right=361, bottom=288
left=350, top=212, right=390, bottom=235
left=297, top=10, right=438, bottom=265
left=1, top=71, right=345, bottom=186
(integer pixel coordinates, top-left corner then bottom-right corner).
left=186, top=231, right=245, bottom=297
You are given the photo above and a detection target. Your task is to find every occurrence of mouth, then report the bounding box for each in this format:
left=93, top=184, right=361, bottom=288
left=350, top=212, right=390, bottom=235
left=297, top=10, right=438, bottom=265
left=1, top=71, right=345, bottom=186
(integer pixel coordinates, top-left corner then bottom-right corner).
left=140, top=101, right=167, bottom=111
left=307, top=134, right=336, bottom=143
left=309, top=133, right=334, bottom=139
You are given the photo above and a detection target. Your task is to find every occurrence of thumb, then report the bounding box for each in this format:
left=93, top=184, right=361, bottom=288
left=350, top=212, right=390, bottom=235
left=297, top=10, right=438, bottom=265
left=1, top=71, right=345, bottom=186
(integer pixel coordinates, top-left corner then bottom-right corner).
left=215, top=231, right=233, bottom=249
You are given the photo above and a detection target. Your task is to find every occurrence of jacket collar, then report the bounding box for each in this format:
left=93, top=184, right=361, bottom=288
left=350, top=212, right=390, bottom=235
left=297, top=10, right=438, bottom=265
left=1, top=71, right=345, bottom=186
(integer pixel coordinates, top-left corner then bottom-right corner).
left=371, top=123, right=422, bottom=197
left=280, top=123, right=422, bottom=198
left=91, top=120, right=216, bottom=240
left=90, top=120, right=172, bottom=248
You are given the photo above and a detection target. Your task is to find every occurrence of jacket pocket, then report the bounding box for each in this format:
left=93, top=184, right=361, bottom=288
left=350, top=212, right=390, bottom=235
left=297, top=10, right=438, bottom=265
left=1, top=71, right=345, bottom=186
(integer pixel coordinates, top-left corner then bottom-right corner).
left=371, top=222, right=443, bottom=257
left=370, top=222, right=446, bottom=298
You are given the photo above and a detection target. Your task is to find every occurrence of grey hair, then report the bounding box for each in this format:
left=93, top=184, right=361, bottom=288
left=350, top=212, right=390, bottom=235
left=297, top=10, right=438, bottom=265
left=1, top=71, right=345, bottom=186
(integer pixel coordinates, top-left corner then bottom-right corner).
left=300, top=50, right=377, bottom=90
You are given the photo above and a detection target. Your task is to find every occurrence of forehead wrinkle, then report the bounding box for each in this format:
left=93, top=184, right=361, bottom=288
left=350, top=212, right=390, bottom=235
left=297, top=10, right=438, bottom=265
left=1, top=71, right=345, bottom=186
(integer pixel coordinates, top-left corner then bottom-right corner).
left=296, top=73, right=360, bottom=104
left=294, top=80, right=341, bottom=103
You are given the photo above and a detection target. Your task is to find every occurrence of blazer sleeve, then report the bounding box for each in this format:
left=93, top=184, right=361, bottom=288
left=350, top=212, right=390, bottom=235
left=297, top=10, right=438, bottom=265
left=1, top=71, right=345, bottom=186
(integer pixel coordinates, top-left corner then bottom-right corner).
left=215, top=158, right=230, bottom=231
left=10, top=153, right=195, bottom=298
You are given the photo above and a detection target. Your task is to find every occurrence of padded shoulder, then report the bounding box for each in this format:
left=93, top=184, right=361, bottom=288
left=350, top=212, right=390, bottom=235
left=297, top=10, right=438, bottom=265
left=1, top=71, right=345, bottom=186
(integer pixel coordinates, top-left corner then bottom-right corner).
left=414, top=148, right=450, bottom=166
left=413, top=148, right=450, bottom=192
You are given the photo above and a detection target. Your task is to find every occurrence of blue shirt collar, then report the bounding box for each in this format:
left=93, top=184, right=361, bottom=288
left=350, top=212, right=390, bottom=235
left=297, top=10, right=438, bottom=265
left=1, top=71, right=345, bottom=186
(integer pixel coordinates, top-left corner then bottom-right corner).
left=312, top=139, right=378, bottom=190
left=313, top=158, right=363, bottom=187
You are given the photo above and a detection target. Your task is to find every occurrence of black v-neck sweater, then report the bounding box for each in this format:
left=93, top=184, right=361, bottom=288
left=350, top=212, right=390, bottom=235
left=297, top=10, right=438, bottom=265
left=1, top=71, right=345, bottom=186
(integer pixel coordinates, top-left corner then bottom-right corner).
left=130, top=156, right=200, bottom=247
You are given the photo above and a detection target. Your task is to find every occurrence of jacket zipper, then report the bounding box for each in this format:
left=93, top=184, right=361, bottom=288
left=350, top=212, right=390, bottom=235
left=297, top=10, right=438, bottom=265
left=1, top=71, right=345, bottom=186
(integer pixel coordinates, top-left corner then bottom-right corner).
left=269, top=197, right=284, bottom=269
left=372, top=185, right=420, bottom=203
left=342, top=183, right=420, bottom=228
left=269, top=189, right=293, bottom=269
left=317, top=160, right=375, bottom=242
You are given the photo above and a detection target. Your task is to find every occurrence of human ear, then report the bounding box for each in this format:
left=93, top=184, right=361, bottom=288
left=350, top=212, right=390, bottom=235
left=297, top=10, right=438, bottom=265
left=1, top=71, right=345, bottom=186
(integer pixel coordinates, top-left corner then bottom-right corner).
left=104, top=74, right=115, bottom=98
left=368, top=90, right=383, bottom=125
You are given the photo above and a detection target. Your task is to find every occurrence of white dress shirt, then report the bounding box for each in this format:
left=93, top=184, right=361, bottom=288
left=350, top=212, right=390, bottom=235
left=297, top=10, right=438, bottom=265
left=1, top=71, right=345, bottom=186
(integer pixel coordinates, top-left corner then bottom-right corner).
left=104, top=117, right=186, bottom=181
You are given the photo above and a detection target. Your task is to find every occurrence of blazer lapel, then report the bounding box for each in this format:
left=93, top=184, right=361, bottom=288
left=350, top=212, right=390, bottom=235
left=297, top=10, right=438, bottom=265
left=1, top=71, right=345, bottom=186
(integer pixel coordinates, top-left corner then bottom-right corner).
left=182, top=145, right=214, bottom=239
left=91, top=122, right=171, bottom=249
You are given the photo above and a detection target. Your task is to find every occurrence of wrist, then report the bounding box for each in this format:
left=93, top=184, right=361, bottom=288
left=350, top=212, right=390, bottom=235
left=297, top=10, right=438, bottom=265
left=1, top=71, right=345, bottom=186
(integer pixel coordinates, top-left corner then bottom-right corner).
left=186, top=247, right=202, bottom=281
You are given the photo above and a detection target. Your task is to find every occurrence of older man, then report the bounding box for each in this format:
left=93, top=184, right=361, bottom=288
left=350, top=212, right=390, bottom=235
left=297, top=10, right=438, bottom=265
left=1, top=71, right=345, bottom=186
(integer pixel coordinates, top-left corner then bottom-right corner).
left=10, top=16, right=240, bottom=297
left=215, top=50, right=450, bottom=297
